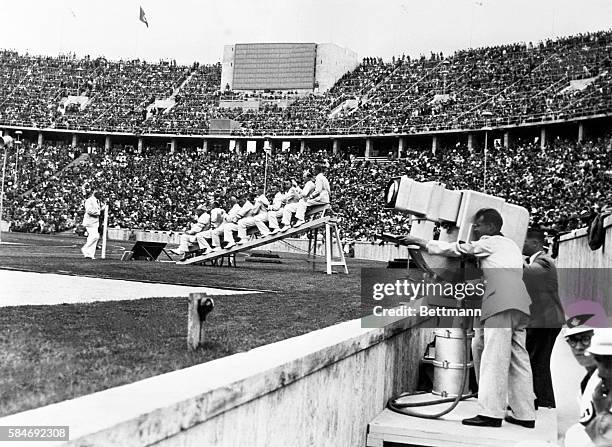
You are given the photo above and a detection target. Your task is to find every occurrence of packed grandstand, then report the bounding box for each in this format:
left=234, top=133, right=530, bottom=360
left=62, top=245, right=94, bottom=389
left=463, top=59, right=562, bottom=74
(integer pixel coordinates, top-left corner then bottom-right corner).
left=1, top=29, right=612, bottom=240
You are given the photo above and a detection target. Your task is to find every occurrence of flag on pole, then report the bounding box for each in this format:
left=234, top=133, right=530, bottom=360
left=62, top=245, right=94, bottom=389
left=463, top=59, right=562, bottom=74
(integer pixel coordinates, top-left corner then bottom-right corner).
left=139, top=6, right=149, bottom=28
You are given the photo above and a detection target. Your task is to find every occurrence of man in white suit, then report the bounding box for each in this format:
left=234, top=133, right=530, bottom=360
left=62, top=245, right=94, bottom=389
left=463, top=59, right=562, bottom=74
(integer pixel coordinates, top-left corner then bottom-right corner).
left=281, top=165, right=330, bottom=231
left=267, top=180, right=301, bottom=235
left=81, top=189, right=104, bottom=259
left=237, top=189, right=271, bottom=240
left=194, top=200, right=224, bottom=253
left=400, top=208, right=536, bottom=428
left=223, top=196, right=254, bottom=249
left=210, top=195, right=241, bottom=250
left=171, top=205, right=211, bottom=256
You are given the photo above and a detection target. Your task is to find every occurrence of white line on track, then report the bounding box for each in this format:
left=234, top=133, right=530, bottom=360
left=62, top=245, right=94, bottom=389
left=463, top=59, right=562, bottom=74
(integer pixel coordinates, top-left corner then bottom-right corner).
left=1, top=269, right=258, bottom=306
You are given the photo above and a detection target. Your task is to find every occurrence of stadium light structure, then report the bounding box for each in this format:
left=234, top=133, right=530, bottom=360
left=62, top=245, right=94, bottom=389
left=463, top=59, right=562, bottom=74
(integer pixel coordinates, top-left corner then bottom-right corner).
left=263, top=136, right=272, bottom=195
left=481, top=119, right=493, bottom=194
left=0, top=135, right=15, bottom=244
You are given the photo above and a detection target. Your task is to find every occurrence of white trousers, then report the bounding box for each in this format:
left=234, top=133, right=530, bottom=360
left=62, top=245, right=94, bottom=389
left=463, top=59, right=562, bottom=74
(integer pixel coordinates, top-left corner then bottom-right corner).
left=82, top=225, right=99, bottom=258
left=237, top=212, right=269, bottom=239
left=195, top=230, right=213, bottom=250
left=281, top=203, right=300, bottom=225
left=266, top=209, right=283, bottom=229
left=178, top=234, right=198, bottom=253
left=223, top=222, right=239, bottom=244
left=296, top=198, right=328, bottom=221
left=473, top=309, right=536, bottom=420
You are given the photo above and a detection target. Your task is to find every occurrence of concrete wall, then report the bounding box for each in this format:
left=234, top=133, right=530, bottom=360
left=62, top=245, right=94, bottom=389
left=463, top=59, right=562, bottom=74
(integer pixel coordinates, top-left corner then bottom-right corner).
left=556, top=214, right=611, bottom=269
left=0, top=307, right=434, bottom=447
left=220, top=45, right=235, bottom=91
left=315, top=43, right=359, bottom=92
left=556, top=215, right=611, bottom=318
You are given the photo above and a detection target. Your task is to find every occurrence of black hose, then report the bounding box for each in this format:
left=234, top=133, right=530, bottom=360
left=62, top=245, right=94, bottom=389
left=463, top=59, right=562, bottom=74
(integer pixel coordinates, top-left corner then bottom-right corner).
left=386, top=328, right=476, bottom=419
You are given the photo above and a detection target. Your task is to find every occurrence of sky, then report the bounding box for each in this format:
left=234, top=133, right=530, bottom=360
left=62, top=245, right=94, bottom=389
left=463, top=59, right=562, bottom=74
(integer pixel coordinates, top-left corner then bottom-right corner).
left=1, top=0, right=611, bottom=65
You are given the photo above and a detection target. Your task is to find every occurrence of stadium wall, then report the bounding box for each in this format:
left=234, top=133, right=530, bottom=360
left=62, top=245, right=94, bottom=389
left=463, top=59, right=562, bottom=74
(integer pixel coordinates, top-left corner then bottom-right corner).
left=556, top=215, right=611, bottom=319
left=556, top=214, right=612, bottom=269
left=0, top=306, right=434, bottom=447
left=220, top=45, right=235, bottom=92
left=314, top=43, right=359, bottom=92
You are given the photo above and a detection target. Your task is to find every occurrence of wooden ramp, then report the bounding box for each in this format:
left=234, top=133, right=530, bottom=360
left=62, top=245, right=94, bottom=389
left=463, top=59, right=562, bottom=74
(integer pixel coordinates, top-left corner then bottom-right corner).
left=367, top=395, right=557, bottom=447
left=177, top=216, right=348, bottom=274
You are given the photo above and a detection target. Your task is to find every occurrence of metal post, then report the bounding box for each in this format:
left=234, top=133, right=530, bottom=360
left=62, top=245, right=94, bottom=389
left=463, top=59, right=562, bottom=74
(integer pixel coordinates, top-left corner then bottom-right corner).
left=101, top=204, right=109, bottom=259
left=263, top=151, right=268, bottom=196
left=0, top=147, right=7, bottom=244
left=483, top=130, right=488, bottom=194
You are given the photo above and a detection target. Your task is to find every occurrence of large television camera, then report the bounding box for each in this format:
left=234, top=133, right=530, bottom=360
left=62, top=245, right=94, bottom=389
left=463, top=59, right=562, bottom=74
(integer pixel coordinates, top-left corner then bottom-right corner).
left=384, top=176, right=529, bottom=308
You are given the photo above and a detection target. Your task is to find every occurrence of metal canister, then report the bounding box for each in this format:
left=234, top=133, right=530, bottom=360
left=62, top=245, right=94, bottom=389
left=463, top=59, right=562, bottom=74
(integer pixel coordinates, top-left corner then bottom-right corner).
left=431, top=329, right=474, bottom=397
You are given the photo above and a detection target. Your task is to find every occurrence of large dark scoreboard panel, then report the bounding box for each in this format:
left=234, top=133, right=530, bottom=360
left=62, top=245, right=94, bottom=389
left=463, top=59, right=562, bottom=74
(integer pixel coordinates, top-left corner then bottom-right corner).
left=233, top=43, right=316, bottom=90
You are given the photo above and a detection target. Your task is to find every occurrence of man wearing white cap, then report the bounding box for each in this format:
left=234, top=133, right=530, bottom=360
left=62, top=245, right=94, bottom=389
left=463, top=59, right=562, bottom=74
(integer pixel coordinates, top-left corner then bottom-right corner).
left=562, top=319, right=598, bottom=447
left=583, top=330, right=612, bottom=446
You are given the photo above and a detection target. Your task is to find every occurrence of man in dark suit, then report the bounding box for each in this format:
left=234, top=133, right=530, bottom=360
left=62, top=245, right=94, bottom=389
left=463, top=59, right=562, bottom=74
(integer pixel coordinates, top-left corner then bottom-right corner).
left=523, top=229, right=565, bottom=408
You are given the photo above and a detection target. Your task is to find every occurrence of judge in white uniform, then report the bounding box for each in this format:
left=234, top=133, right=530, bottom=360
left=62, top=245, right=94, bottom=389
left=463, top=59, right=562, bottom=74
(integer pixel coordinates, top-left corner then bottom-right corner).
left=171, top=205, right=210, bottom=256
left=281, top=165, right=330, bottom=231
left=195, top=201, right=224, bottom=253
left=223, top=196, right=254, bottom=249
left=210, top=195, right=241, bottom=250
left=81, top=189, right=104, bottom=259
left=268, top=180, right=301, bottom=234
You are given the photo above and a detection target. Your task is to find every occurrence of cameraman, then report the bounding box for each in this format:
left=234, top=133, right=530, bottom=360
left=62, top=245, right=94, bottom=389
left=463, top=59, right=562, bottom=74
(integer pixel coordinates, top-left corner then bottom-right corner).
left=399, top=208, right=535, bottom=428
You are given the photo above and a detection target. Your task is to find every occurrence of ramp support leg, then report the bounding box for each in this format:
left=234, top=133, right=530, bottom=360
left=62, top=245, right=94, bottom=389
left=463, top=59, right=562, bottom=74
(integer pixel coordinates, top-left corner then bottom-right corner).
left=325, top=222, right=348, bottom=274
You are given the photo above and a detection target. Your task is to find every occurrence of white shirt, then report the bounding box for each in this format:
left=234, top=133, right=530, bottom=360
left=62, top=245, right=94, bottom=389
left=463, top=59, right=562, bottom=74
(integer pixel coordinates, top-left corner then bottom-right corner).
left=224, top=204, right=242, bottom=223
left=313, top=172, right=331, bottom=204
left=82, top=195, right=101, bottom=227
left=426, top=234, right=524, bottom=269
left=269, top=192, right=284, bottom=211
left=251, top=194, right=270, bottom=215
left=210, top=208, right=225, bottom=229
left=528, top=250, right=543, bottom=265
left=425, top=234, right=531, bottom=319
left=190, top=212, right=210, bottom=234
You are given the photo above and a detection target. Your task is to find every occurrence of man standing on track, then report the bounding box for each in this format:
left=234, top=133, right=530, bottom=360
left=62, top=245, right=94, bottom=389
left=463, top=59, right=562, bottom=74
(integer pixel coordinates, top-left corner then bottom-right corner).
left=81, top=188, right=104, bottom=259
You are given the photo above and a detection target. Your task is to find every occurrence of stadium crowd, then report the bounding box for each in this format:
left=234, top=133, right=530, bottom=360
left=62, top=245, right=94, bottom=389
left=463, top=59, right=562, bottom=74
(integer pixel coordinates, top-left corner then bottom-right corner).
left=4, top=134, right=611, bottom=239
left=1, top=30, right=612, bottom=135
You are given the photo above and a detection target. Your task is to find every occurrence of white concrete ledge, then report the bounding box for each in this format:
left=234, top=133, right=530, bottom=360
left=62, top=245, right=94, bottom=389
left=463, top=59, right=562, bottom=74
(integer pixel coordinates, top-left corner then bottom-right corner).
left=0, top=301, right=432, bottom=447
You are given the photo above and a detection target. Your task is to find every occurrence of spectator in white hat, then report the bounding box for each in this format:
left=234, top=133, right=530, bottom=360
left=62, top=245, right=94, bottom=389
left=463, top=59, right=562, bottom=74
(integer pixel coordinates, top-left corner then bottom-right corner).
left=563, top=318, right=598, bottom=447
left=583, top=330, right=612, bottom=446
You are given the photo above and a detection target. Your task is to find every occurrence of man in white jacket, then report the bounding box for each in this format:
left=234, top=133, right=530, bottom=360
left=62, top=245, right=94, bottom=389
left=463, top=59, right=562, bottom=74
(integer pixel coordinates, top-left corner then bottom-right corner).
left=400, top=208, right=535, bottom=428
left=171, top=205, right=211, bottom=257
left=81, top=189, right=104, bottom=259
left=281, top=165, right=330, bottom=231
left=210, top=195, right=241, bottom=250
left=236, top=189, right=270, bottom=241
left=268, top=180, right=301, bottom=234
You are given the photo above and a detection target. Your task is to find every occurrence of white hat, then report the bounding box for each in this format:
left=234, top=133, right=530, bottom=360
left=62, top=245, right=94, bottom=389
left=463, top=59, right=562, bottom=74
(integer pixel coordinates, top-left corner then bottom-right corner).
left=564, top=314, right=595, bottom=338
left=564, top=326, right=595, bottom=337
left=587, top=330, right=612, bottom=356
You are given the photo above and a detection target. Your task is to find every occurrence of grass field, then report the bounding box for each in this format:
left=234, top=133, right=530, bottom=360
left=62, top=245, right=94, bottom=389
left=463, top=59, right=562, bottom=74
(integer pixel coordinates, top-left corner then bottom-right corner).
left=0, top=232, right=380, bottom=416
